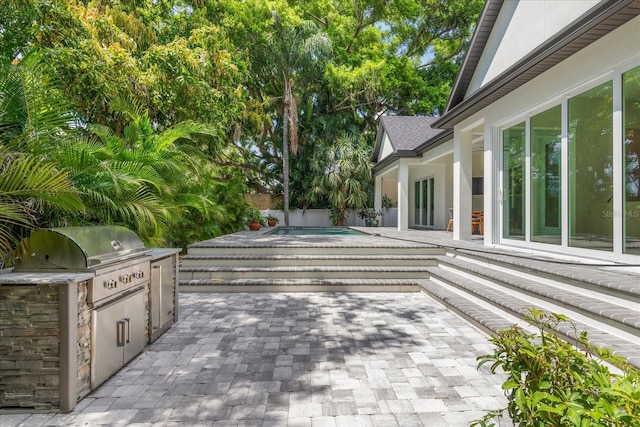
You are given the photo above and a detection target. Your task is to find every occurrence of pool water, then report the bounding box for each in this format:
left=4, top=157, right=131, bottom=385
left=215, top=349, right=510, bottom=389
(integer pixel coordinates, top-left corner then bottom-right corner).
left=264, top=227, right=369, bottom=236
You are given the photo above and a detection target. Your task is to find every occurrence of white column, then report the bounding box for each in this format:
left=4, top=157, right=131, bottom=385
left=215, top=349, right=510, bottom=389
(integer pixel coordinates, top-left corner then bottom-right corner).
left=483, top=126, right=494, bottom=245
left=397, top=160, right=410, bottom=231
left=454, top=129, right=472, bottom=240
left=374, top=175, right=382, bottom=211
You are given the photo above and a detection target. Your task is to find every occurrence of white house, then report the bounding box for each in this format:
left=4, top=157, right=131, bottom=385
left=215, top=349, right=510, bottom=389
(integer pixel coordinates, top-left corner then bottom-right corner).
left=373, top=0, right=640, bottom=263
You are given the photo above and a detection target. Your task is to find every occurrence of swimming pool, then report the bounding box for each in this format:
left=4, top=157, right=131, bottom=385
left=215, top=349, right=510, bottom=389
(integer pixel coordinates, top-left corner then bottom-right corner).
left=264, top=227, right=369, bottom=236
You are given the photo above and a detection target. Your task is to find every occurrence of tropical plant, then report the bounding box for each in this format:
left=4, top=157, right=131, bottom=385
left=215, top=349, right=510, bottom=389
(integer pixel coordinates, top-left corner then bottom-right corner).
left=0, top=151, right=83, bottom=265
left=474, top=308, right=640, bottom=427
left=59, top=97, right=220, bottom=245
left=244, top=206, right=266, bottom=226
left=357, top=208, right=382, bottom=221
left=308, top=132, right=373, bottom=226
left=0, top=52, right=84, bottom=263
left=251, top=10, right=332, bottom=225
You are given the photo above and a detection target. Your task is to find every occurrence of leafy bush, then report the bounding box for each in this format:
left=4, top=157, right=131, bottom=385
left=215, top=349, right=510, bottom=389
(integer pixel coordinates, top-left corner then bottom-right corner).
left=473, top=308, right=640, bottom=427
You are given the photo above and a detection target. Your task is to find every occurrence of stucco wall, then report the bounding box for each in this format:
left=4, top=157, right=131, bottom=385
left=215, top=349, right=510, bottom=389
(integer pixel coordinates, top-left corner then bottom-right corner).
left=468, top=0, right=600, bottom=93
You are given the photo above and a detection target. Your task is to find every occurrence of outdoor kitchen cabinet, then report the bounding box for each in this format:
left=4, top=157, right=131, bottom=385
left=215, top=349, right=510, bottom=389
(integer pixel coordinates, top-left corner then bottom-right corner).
left=149, top=248, right=180, bottom=343
left=0, top=226, right=181, bottom=412
left=91, top=286, right=147, bottom=389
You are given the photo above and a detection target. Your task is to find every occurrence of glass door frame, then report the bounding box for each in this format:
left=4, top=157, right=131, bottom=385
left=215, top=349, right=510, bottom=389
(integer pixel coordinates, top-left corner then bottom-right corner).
left=413, top=176, right=435, bottom=228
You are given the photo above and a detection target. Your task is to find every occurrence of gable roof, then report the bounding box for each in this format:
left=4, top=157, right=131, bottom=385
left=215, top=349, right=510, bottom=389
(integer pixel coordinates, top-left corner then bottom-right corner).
left=372, top=116, right=452, bottom=174
left=372, top=116, right=445, bottom=160
left=434, top=0, right=640, bottom=129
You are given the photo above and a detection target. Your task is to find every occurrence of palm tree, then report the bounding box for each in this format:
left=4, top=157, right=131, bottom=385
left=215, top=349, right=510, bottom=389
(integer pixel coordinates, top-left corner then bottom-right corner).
left=256, top=12, right=331, bottom=225
left=0, top=151, right=83, bottom=265
left=307, top=133, right=373, bottom=226
left=62, top=97, right=220, bottom=244
left=0, top=52, right=84, bottom=264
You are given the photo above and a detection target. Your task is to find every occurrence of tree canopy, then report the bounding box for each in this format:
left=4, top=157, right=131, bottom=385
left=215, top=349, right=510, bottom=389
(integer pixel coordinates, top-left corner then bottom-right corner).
left=0, top=0, right=483, bottom=257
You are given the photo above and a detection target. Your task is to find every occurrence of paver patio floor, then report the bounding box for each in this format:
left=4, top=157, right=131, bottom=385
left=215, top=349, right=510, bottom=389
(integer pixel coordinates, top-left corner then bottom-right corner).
left=2, top=292, right=512, bottom=427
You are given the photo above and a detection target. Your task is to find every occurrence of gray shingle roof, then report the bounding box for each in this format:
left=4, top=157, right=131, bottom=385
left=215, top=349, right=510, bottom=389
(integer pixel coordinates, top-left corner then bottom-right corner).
left=379, top=116, right=445, bottom=152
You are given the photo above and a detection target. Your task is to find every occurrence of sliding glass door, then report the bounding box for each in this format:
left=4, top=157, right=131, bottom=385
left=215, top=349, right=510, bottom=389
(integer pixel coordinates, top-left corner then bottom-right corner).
left=503, top=123, right=526, bottom=240
left=531, top=106, right=561, bottom=245
left=568, top=81, right=613, bottom=251
left=623, top=66, right=640, bottom=255
left=414, top=177, right=435, bottom=227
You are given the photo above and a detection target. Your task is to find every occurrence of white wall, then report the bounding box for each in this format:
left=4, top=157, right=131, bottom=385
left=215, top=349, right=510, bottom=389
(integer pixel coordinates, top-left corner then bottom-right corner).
left=456, top=14, right=640, bottom=259
left=468, top=0, right=600, bottom=94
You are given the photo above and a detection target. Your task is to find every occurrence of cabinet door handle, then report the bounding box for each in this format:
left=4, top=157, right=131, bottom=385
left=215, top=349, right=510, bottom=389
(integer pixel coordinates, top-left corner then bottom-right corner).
left=153, top=265, right=162, bottom=327
left=124, top=318, right=131, bottom=344
left=117, top=320, right=126, bottom=347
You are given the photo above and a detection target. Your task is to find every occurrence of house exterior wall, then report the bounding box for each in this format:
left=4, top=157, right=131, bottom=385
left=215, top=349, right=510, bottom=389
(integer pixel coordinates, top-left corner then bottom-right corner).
left=468, top=0, right=600, bottom=94
left=458, top=13, right=640, bottom=261
left=380, top=133, right=394, bottom=161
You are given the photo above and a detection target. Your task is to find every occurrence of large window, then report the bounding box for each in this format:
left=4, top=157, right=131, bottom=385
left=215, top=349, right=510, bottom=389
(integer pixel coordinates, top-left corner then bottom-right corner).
left=568, top=81, right=613, bottom=251
left=623, top=66, right=640, bottom=255
left=503, top=123, right=526, bottom=240
left=530, top=106, right=562, bottom=244
left=499, top=66, right=640, bottom=259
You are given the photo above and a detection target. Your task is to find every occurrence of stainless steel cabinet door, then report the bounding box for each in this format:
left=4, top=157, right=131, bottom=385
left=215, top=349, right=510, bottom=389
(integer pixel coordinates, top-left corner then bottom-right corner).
left=150, top=257, right=174, bottom=331
left=122, top=290, right=146, bottom=364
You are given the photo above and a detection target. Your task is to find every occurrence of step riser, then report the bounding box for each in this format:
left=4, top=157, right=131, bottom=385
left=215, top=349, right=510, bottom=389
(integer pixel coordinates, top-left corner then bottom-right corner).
left=180, top=284, right=420, bottom=293
left=430, top=266, right=640, bottom=340
left=182, top=271, right=431, bottom=280
left=438, top=262, right=640, bottom=339
left=186, top=247, right=444, bottom=256
left=181, top=259, right=439, bottom=267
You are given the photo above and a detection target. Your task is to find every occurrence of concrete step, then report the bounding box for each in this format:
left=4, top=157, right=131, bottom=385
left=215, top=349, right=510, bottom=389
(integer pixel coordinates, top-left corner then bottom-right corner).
left=180, top=265, right=432, bottom=280
left=179, top=278, right=422, bottom=293
left=186, top=243, right=444, bottom=256
left=436, top=255, right=640, bottom=338
left=421, top=267, right=640, bottom=368
left=180, top=254, right=439, bottom=267
left=450, top=247, right=640, bottom=301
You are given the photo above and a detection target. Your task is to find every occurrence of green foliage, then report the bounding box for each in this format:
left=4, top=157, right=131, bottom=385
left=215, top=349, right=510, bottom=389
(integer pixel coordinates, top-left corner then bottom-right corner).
left=382, top=194, right=394, bottom=209
left=308, top=132, right=373, bottom=226
left=0, top=151, right=83, bottom=265
left=0, top=0, right=483, bottom=246
left=474, top=308, right=640, bottom=427
left=357, top=208, right=382, bottom=220
left=244, top=205, right=266, bottom=226
left=0, top=52, right=84, bottom=263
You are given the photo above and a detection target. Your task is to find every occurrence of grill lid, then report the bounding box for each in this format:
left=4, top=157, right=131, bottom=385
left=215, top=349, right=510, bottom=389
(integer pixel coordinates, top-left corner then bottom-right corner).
left=14, top=226, right=149, bottom=271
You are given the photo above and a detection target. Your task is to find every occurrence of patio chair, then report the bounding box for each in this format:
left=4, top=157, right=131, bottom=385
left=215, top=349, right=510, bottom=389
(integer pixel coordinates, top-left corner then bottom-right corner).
left=446, top=208, right=453, bottom=232
left=472, top=211, right=484, bottom=235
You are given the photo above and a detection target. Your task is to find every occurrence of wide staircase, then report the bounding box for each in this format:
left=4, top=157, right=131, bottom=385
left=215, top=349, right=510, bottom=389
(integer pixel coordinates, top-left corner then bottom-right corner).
left=179, top=232, right=640, bottom=368
left=180, top=235, right=443, bottom=292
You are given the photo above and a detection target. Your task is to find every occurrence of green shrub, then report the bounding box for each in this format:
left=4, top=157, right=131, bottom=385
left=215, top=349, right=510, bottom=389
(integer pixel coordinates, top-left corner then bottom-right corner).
left=473, top=308, right=640, bottom=427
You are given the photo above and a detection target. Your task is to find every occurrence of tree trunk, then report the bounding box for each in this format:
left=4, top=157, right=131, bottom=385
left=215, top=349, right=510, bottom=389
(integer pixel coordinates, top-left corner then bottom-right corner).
left=282, top=77, right=291, bottom=226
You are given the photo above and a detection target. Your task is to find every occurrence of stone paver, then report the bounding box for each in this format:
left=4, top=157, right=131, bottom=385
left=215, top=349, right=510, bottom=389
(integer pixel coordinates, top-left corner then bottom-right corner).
left=1, top=293, right=511, bottom=426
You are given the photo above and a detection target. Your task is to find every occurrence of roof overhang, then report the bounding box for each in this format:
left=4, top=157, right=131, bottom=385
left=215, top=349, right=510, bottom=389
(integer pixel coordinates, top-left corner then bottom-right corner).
left=434, top=0, right=640, bottom=129
left=372, top=151, right=418, bottom=175
left=372, top=129, right=454, bottom=175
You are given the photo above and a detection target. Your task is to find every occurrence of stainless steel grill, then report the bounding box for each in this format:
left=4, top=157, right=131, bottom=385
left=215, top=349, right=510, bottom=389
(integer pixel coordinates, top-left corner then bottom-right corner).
left=14, top=225, right=150, bottom=271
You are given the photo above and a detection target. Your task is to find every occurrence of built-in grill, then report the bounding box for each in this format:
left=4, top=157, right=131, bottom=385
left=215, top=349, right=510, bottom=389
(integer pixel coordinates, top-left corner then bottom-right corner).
left=14, top=226, right=153, bottom=389
left=1, top=226, right=179, bottom=411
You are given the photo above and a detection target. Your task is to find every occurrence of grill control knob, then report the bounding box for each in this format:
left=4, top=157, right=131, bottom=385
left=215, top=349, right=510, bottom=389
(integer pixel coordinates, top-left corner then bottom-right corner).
left=134, top=270, right=144, bottom=279
left=105, top=279, right=118, bottom=289
left=121, top=274, right=132, bottom=283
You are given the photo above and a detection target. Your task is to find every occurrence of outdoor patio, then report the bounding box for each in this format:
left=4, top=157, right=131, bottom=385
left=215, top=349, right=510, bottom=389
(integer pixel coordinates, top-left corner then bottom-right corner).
left=1, top=292, right=511, bottom=427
